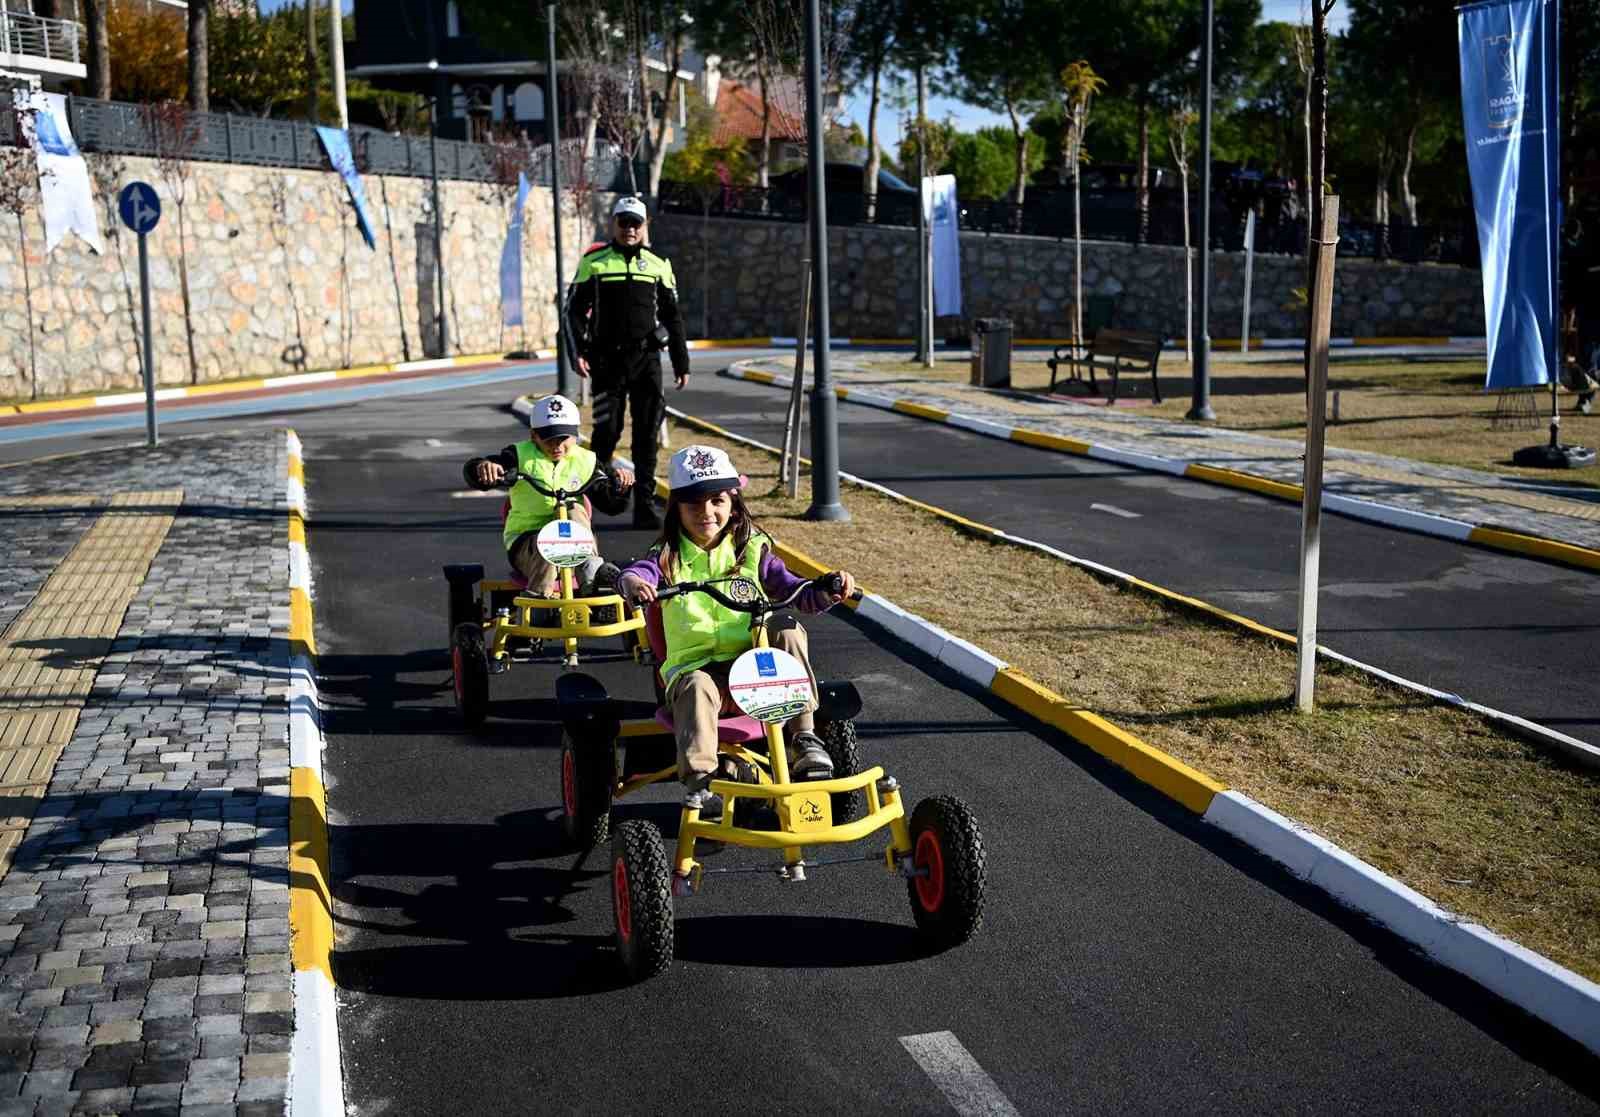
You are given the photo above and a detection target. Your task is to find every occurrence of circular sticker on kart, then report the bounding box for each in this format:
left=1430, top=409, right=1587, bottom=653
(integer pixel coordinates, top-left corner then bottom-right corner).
left=535, top=519, right=596, bottom=568
left=727, top=647, right=815, bottom=724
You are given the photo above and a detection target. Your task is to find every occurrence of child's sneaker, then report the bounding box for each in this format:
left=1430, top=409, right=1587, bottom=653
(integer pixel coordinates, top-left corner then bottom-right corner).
left=684, top=787, right=723, bottom=821
left=789, top=732, right=834, bottom=780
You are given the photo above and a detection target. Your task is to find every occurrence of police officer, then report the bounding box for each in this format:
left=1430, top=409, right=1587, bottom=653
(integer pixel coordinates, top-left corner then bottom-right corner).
left=565, top=196, right=691, bottom=529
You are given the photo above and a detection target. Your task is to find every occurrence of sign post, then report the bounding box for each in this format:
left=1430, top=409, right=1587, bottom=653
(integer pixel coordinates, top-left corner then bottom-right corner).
left=118, top=181, right=161, bottom=448
left=1295, top=196, right=1339, bottom=713
left=1241, top=208, right=1256, bottom=354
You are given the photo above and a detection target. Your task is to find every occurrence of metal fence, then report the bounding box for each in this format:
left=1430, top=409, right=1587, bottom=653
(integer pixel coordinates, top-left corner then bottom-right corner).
left=657, top=180, right=1479, bottom=267
left=0, top=95, right=628, bottom=190
left=0, top=11, right=83, bottom=67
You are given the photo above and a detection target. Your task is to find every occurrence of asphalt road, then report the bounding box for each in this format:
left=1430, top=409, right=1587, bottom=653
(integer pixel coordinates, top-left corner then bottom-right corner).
left=5, top=357, right=1597, bottom=1112
left=297, top=378, right=1595, bottom=1115
left=686, top=376, right=1600, bottom=747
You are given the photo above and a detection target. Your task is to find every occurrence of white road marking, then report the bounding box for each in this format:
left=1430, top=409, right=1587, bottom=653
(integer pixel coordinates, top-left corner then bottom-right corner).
left=450, top=490, right=503, bottom=499
left=899, top=1032, right=1021, bottom=1117
left=425, top=438, right=443, bottom=447
left=1091, top=502, right=1141, bottom=519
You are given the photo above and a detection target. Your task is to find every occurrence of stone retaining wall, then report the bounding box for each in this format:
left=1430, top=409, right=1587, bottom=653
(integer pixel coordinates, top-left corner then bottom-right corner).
left=0, top=154, right=608, bottom=402
left=648, top=214, right=1486, bottom=342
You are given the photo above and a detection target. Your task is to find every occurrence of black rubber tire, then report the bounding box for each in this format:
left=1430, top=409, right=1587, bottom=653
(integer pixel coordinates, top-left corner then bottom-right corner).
left=818, top=719, right=861, bottom=823
left=451, top=622, right=489, bottom=729
left=560, top=728, right=613, bottom=849
left=906, top=795, right=986, bottom=948
left=610, top=820, right=674, bottom=981
left=447, top=580, right=479, bottom=651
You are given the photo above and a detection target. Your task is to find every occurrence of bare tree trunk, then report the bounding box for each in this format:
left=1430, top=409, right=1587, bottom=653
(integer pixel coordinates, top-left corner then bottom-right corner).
left=1136, top=97, right=1150, bottom=244
left=305, top=0, right=320, bottom=122
left=1180, top=160, right=1192, bottom=361
left=176, top=203, right=198, bottom=383
left=1006, top=98, right=1028, bottom=208
left=1399, top=120, right=1420, bottom=225
left=701, top=203, right=711, bottom=338
left=86, top=0, right=110, bottom=99
left=187, top=0, right=210, bottom=112
left=646, top=28, right=685, bottom=199
left=583, top=91, right=599, bottom=158
left=16, top=213, right=37, bottom=399
left=757, top=55, right=773, bottom=190
left=377, top=175, right=412, bottom=361
left=1073, top=160, right=1083, bottom=353
left=864, top=59, right=882, bottom=220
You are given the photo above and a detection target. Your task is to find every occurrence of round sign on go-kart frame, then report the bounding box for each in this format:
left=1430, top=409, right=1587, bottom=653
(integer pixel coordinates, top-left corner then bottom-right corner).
left=535, top=519, right=597, bottom=568
left=727, top=646, right=815, bottom=725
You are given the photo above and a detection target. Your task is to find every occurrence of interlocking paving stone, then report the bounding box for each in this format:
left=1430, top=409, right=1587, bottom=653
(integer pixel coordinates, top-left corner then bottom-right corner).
left=0, top=435, right=293, bottom=1115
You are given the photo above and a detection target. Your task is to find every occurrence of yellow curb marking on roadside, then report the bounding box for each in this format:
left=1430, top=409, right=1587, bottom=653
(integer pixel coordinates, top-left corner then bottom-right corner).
left=0, top=491, right=180, bottom=878
left=989, top=669, right=1225, bottom=814
left=1010, top=428, right=1092, bottom=455
left=742, top=370, right=776, bottom=385
left=288, top=512, right=306, bottom=547
left=1468, top=526, right=1600, bottom=573
left=891, top=400, right=950, bottom=422
left=288, top=765, right=334, bottom=983
left=287, top=456, right=305, bottom=485
left=290, top=590, right=317, bottom=659
left=1185, top=463, right=1304, bottom=502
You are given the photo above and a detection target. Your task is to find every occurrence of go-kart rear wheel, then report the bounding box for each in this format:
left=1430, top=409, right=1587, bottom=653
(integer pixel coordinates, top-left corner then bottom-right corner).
left=560, top=728, right=613, bottom=849
left=906, top=795, right=986, bottom=948
left=451, top=623, right=489, bottom=729
left=611, top=820, right=673, bottom=981
left=819, top=719, right=861, bottom=823
left=447, top=579, right=479, bottom=650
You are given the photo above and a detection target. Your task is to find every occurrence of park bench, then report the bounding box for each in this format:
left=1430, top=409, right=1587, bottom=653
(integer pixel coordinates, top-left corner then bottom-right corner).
left=1047, top=327, right=1167, bottom=404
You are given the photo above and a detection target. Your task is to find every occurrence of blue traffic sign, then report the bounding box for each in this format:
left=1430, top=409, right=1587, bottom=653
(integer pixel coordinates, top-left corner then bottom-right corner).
left=117, top=181, right=161, bottom=234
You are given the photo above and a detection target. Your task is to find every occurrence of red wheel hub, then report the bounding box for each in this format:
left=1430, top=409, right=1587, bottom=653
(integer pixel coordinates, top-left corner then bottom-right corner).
left=613, top=857, right=632, bottom=943
left=914, top=829, right=946, bottom=913
left=561, top=750, right=577, bottom=818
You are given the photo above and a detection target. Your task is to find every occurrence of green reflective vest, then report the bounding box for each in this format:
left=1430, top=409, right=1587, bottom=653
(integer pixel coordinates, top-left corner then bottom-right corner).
left=502, top=441, right=597, bottom=551
left=660, top=531, right=770, bottom=685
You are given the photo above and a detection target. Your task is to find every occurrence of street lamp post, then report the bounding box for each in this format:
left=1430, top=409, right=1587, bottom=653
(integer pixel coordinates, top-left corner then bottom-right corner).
left=802, top=0, right=846, bottom=521
left=1187, top=0, right=1217, bottom=422
left=546, top=3, right=573, bottom=398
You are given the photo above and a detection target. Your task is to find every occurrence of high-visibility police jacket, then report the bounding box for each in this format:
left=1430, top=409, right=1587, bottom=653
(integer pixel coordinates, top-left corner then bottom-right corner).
left=565, top=241, right=690, bottom=378
left=659, top=531, right=771, bottom=685
left=460, top=441, right=630, bottom=552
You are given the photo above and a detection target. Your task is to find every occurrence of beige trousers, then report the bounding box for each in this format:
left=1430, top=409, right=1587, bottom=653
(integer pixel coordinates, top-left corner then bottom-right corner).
left=665, top=616, right=818, bottom=786
left=508, top=504, right=594, bottom=597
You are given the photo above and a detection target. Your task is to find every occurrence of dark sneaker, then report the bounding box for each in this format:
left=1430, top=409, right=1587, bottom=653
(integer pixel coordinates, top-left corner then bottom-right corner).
left=684, top=788, right=723, bottom=821
left=789, top=732, right=834, bottom=780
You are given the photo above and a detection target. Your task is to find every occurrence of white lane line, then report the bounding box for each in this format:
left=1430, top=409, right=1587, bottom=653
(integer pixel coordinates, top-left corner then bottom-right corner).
left=425, top=437, right=444, bottom=447
left=1090, top=502, right=1141, bottom=519
left=450, top=489, right=503, bottom=499
left=899, top=1032, right=1021, bottom=1117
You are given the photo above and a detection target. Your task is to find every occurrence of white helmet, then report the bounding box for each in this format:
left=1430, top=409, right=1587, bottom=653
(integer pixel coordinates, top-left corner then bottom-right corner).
left=529, top=394, right=580, bottom=436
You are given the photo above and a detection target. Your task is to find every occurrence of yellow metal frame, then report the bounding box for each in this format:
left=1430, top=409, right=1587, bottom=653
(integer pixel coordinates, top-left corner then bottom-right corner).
left=606, top=610, right=913, bottom=890
left=476, top=498, right=645, bottom=667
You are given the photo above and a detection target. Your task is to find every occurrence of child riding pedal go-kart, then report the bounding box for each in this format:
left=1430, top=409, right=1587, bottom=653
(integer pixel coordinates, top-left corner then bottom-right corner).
left=556, top=445, right=987, bottom=981
left=443, top=394, right=647, bottom=724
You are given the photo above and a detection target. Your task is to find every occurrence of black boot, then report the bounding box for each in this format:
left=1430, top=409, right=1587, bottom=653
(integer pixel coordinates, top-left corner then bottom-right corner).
left=632, top=487, right=661, bottom=530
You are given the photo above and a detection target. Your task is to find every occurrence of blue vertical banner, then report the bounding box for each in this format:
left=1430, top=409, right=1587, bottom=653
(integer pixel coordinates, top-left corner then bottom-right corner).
left=922, top=173, right=963, bottom=317
left=314, top=127, right=377, bottom=250
left=1458, top=0, right=1560, bottom=389
left=500, top=172, right=531, bottom=328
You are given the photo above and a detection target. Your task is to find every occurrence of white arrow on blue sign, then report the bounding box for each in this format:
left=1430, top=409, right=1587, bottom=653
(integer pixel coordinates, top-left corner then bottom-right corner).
left=117, top=181, right=161, bottom=235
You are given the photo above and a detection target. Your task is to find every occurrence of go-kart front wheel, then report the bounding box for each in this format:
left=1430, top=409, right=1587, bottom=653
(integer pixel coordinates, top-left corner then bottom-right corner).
left=906, top=795, right=986, bottom=948
left=560, top=729, right=613, bottom=849
left=611, top=820, right=674, bottom=981
left=451, top=622, right=489, bottom=729
left=818, top=719, right=861, bottom=823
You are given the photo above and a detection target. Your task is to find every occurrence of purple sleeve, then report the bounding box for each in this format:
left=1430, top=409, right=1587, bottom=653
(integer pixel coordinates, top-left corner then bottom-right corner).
left=620, top=551, right=664, bottom=590
left=759, top=546, right=831, bottom=614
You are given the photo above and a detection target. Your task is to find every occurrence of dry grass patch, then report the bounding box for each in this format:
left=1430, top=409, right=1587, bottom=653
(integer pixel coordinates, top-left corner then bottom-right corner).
left=861, top=355, right=1600, bottom=489
left=651, top=414, right=1600, bottom=982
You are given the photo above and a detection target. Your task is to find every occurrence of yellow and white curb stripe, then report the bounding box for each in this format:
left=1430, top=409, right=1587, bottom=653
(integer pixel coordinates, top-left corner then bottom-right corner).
left=637, top=401, right=1600, bottom=1057
left=0, top=352, right=514, bottom=418
left=720, top=362, right=1600, bottom=576
left=285, top=430, right=345, bottom=1117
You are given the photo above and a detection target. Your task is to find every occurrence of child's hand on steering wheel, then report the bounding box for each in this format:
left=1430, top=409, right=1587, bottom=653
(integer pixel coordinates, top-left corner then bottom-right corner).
left=612, top=468, right=636, bottom=493
left=475, top=461, right=506, bottom=487
left=826, top=571, right=857, bottom=604
left=619, top=572, right=655, bottom=606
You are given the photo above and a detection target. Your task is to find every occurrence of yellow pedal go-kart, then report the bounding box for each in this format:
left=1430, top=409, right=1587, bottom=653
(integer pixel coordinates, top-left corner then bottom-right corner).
left=558, top=572, right=987, bottom=981
left=444, top=470, right=646, bottom=728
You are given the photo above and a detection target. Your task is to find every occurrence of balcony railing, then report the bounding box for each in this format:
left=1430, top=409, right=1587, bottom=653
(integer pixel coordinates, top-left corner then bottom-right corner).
left=0, top=11, right=84, bottom=70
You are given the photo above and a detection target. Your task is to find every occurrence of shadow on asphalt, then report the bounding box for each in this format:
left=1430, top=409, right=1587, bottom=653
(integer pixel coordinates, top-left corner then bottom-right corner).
left=674, top=915, right=933, bottom=969
left=830, top=609, right=1600, bottom=1101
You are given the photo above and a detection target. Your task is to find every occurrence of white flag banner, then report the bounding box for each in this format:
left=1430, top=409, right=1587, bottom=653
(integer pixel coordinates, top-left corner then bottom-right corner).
left=922, top=173, right=961, bottom=317
left=16, top=90, right=103, bottom=255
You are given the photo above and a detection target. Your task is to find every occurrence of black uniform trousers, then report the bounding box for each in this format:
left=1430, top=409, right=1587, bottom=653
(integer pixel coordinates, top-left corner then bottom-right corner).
left=588, top=347, right=666, bottom=488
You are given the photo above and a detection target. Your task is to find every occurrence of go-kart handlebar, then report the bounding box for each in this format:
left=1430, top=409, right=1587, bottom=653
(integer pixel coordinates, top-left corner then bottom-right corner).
left=651, top=572, right=862, bottom=614
left=498, top=468, right=619, bottom=503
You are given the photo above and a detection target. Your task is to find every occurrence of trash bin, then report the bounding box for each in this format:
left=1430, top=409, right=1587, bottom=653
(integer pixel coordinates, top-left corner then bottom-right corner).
left=970, top=318, right=1013, bottom=388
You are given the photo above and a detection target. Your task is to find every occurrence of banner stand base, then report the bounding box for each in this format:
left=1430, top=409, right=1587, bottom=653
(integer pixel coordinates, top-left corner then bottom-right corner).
left=1512, top=442, right=1598, bottom=468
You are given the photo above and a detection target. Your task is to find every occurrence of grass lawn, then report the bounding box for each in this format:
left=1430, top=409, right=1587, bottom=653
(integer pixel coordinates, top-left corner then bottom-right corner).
left=863, top=355, right=1600, bottom=490
left=614, top=410, right=1600, bottom=983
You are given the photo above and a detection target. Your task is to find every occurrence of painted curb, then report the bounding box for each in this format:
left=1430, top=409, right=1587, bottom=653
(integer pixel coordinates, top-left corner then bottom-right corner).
left=624, top=398, right=1600, bottom=1054
left=719, top=361, right=1600, bottom=577
left=0, top=351, right=518, bottom=419
left=285, top=430, right=345, bottom=1117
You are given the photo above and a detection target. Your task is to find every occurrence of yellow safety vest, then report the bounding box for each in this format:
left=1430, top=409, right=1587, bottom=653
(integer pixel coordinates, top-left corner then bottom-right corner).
left=660, top=531, right=769, bottom=685
left=502, top=441, right=597, bottom=551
